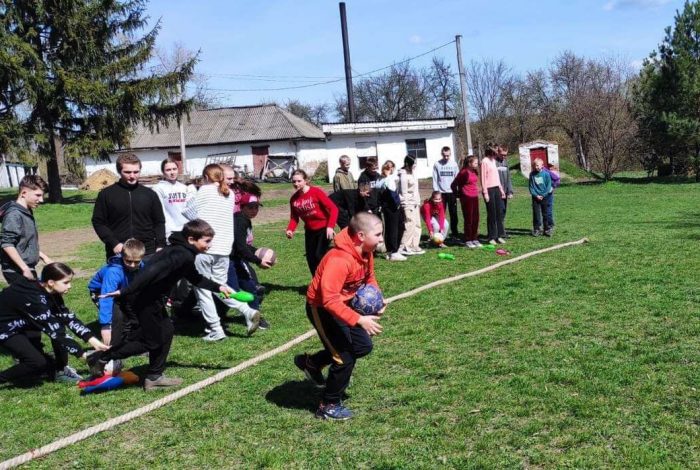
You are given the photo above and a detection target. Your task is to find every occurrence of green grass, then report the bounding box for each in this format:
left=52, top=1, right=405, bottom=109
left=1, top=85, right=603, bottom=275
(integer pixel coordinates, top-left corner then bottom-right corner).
left=0, top=178, right=699, bottom=468
left=0, top=189, right=97, bottom=232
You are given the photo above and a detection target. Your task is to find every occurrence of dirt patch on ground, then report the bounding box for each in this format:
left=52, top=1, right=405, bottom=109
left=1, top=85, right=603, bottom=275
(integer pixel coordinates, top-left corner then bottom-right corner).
left=40, top=227, right=100, bottom=278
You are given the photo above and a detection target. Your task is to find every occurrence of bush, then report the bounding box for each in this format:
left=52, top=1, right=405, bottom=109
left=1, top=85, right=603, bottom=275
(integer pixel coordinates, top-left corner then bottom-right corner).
left=657, top=163, right=673, bottom=177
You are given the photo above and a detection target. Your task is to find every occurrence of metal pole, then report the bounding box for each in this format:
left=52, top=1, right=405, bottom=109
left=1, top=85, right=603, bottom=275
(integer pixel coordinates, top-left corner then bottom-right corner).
left=339, top=2, right=356, bottom=122
left=455, top=35, right=473, bottom=156
left=178, top=84, right=188, bottom=175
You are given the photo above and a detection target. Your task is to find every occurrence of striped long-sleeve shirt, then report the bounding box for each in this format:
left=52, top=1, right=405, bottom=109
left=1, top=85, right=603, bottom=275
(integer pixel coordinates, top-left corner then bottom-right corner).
left=193, top=184, right=234, bottom=256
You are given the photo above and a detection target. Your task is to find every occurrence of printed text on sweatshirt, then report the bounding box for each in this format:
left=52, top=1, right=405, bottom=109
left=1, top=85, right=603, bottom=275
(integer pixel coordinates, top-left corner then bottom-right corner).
left=432, top=159, right=459, bottom=192
left=287, top=186, right=339, bottom=232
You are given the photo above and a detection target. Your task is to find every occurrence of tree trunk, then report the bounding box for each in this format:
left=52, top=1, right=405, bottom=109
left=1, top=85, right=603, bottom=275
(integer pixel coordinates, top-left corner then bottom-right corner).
left=46, top=130, right=63, bottom=203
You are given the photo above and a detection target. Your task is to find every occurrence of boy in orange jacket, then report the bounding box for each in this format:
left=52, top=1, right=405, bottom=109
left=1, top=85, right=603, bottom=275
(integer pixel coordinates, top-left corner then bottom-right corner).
left=295, top=212, right=385, bottom=420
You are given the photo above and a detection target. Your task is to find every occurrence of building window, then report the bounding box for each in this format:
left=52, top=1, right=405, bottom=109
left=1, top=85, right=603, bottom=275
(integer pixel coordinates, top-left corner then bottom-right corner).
left=406, top=139, right=427, bottom=159
left=356, top=141, right=377, bottom=169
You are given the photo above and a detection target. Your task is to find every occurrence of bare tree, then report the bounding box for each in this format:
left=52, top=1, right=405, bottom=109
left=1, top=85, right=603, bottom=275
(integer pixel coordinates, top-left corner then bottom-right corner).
left=284, top=99, right=330, bottom=126
left=424, top=57, right=460, bottom=118
left=153, top=42, right=221, bottom=109
left=467, top=59, right=512, bottom=148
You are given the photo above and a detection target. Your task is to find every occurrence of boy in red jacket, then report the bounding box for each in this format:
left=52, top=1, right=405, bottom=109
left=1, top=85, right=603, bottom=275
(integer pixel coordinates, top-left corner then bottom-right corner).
left=295, top=212, right=385, bottom=420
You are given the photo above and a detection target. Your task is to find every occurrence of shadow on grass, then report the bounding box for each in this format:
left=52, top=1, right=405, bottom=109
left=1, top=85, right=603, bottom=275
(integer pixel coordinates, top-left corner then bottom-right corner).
left=611, top=176, right=698, bottom=185
left=261, top=283, right=307, bottom=296
left=265, top=379, right=319, bottom=412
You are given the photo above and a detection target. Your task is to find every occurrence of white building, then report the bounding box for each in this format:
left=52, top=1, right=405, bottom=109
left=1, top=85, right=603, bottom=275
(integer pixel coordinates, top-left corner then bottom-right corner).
left=0, top=157, right=35, bottom=189
left=84, top=105, right=327, bottom=179
left=323, top=119, right=456, bottom=181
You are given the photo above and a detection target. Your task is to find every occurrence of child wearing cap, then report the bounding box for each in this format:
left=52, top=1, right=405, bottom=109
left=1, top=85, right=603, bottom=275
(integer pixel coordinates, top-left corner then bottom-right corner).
left=228, top=193, right=271, bottom=329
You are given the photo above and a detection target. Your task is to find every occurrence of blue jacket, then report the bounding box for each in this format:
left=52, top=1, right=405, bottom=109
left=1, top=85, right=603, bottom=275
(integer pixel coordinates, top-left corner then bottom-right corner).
left=528, top=170, right=552, bottom=198
left=87, top=255, right=141, bottom=326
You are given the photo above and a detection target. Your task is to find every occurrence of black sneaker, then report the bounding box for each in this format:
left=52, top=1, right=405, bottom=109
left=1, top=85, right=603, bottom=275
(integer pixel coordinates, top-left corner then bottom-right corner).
left=532, top=229, right=542, bottom=237
left=544, top=228, right=553, bottom=237
left=86, top=350, right=106, bottom=378
left=294, top=353, right=325, bottom=388
left=258, top=317, right=270, bottom=330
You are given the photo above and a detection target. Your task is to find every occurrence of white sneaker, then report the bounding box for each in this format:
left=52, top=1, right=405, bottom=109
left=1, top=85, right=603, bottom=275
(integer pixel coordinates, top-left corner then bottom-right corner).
left=202, top=328, right=226, bottom=342
left=399, top=247, right=416, bottom=256
left=245, top=309, right=261, bottom=336
left=472, top=240, right=482, bottom=248
left=389, top=252, right=407, bottom=261
left=465, top=241, right=475, bottom=248
left=412, top=248, right=426, bottom=255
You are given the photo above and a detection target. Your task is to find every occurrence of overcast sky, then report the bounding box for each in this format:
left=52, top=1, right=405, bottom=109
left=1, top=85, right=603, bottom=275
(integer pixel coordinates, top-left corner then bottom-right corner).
left=145, top=0, right=685, bottom=109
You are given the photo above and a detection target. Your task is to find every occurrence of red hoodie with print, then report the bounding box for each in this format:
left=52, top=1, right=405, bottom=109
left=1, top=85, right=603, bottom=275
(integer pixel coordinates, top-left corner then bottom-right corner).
left=306, top=227, right=378, bottom=327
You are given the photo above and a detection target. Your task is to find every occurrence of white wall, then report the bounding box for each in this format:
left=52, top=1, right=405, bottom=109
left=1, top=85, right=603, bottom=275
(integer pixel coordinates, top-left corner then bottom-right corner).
left=86, top=140, right=327, bottom=179
left=325, top=129, right=455, bottom=181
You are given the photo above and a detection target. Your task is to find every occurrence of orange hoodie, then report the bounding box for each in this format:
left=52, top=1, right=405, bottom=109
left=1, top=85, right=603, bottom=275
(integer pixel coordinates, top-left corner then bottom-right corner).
left=306, top=227, right=378, bottom=327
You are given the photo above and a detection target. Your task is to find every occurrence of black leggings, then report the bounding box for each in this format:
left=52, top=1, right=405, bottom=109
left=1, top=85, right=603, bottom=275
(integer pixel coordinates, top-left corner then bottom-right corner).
left=304, top=228, right=330, bottom=277
left=382, top=207, right=403, bottom=254
left=0, top=333, right=54, bottom=383
left=484, top=186, right=506, bottom=241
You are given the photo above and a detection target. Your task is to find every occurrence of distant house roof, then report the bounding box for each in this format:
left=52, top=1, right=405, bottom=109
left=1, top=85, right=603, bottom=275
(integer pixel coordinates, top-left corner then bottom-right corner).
left=126, top=105, right=325, bottom=150
left=322, top=118, right=455, bottom=136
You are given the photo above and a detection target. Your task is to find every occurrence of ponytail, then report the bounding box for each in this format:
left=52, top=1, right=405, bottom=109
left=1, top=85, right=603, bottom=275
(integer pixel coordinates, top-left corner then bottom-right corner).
left=202, top=164, right=230, bottom=197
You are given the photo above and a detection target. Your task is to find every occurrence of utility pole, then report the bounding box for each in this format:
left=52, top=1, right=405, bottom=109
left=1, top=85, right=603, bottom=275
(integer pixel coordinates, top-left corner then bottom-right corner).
left=455, top=35, right=473, bottom=156
left=339, top=2, right=356, bottom=122
left=178, top=84, right=188, bottom=175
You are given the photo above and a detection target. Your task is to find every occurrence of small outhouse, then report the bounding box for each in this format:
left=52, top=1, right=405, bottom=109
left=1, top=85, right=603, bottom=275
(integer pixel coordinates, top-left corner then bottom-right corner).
left=518, top=140, right=559, bottom=177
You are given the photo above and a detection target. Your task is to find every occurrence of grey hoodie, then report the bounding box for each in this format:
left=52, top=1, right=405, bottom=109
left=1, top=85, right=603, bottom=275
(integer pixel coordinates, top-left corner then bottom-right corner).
left=0, top=201, right=40, bottom=273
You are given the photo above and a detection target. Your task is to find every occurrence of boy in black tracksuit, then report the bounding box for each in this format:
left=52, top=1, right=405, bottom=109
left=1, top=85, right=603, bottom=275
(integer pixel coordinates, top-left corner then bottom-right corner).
left=0, top=275, right=106, bottom=384
left=92, top=219, right=236, bottom=391
left=91, top=176, right=166, bottom=260
left=357, top=157, right=383, bottom=215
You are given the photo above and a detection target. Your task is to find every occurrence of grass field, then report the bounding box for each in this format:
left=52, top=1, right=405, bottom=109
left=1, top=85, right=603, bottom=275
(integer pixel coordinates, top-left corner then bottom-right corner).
left=0, top=177, right=698, bottom=468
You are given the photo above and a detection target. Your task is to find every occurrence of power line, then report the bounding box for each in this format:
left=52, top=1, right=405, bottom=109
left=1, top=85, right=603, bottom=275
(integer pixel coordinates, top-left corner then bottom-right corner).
left=201, top=39, right=456, bottom=93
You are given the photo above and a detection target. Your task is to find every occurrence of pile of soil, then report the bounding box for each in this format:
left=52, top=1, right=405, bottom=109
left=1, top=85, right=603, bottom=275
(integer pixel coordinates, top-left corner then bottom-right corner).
left=80, top=169, right=118, bottom=191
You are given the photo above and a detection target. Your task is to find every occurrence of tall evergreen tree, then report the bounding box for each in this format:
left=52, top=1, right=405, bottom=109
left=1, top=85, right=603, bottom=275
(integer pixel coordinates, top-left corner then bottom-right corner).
left=0, top=0, right=196, bottom=201
left=633, top=0, right=700, bottom=179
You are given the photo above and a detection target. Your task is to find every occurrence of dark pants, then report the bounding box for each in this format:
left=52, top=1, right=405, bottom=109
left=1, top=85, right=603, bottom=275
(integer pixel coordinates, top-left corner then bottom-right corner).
left=305, top=228, right=330, bottom=277
left=101, top=299, right=173, bottom=378
left=306, top=304, right=373, bottom=404
left=0, top=333, right=54, bottom=383
left=382, top=206, right=404, bottom=254
left=441, top=192, right=459, bottom=237
left=484, top=187, right=506, bottom=241
left=3, top=270, right=68, bottom=372
left=502, top=197, right=508, bottom=217
left=546, top=193, right=555, bottom=227
left=532, top=194, right=554, bottom=231
left=459, top=195, right=480, bottom=242
left=227, top=259, right=263, bottom=310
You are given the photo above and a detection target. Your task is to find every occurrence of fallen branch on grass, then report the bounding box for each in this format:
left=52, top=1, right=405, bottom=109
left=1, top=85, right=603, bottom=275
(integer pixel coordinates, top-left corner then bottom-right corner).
left=0, top=237, right=589, bottom=469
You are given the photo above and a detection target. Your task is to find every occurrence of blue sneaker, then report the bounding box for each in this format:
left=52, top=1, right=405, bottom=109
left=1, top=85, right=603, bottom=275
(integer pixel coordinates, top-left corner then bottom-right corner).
left=315, top=402, right=353, bottom=421
left=55, top=365, right=83, bottom=383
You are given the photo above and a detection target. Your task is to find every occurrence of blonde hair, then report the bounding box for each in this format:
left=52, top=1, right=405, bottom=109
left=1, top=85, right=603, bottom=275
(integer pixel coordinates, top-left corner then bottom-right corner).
left=122, top=238, right=146, bottom=259
left=202, top=164, right=230, bottom=197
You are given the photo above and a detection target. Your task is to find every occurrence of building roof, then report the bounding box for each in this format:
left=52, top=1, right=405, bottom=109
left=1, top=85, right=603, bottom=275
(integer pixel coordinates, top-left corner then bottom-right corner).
left=127, top=105, right=325, bottom=150
left=322, top=118, right=455, bottom=136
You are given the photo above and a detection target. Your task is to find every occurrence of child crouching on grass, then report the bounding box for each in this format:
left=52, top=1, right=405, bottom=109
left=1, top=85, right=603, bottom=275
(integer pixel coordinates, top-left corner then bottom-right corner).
left=88, top=238, right=145, bottom=346
left=0, top=263, right=110, bottom=386
left=295, top=212, right=385, bottom=420
left=421, top=191, right=448, bottom=247
left=91, top=219, right=238, bottom=391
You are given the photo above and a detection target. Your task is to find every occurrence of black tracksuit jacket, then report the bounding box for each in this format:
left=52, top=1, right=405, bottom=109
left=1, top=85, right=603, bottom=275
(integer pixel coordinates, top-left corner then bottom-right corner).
left=91, top=181, right=166, bottom=258
left=0, top=277, right=94, bottom=357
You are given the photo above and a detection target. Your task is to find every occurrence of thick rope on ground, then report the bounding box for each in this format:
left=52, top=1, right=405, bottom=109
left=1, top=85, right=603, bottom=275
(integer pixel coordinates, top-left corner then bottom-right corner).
left=0, top=237, right=588, bottom=469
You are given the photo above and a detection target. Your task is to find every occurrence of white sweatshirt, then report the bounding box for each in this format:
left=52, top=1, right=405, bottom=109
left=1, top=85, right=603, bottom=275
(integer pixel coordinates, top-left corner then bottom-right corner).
left=193, top=184, right=234, bottom=256
left=432, top=159, right=459, bottom=193
left=153, top=180, right=196, bottom=240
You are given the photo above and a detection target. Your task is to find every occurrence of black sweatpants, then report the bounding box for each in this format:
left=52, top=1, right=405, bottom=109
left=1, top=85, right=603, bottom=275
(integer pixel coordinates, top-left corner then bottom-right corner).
left=306, top=304, right=373, bottom=404
left=101, top=299, right=173, bottom=378
left=3, top=270, right=68, bottom=372
left=304, top=228, right=331, bottom=277
left=0, top=333, right=54, bottom=383
left=484, top=186, right=506, bottom=241
left=441, top=192, right=459, bottom=237
left=382, top=206, right=404, bottom=254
